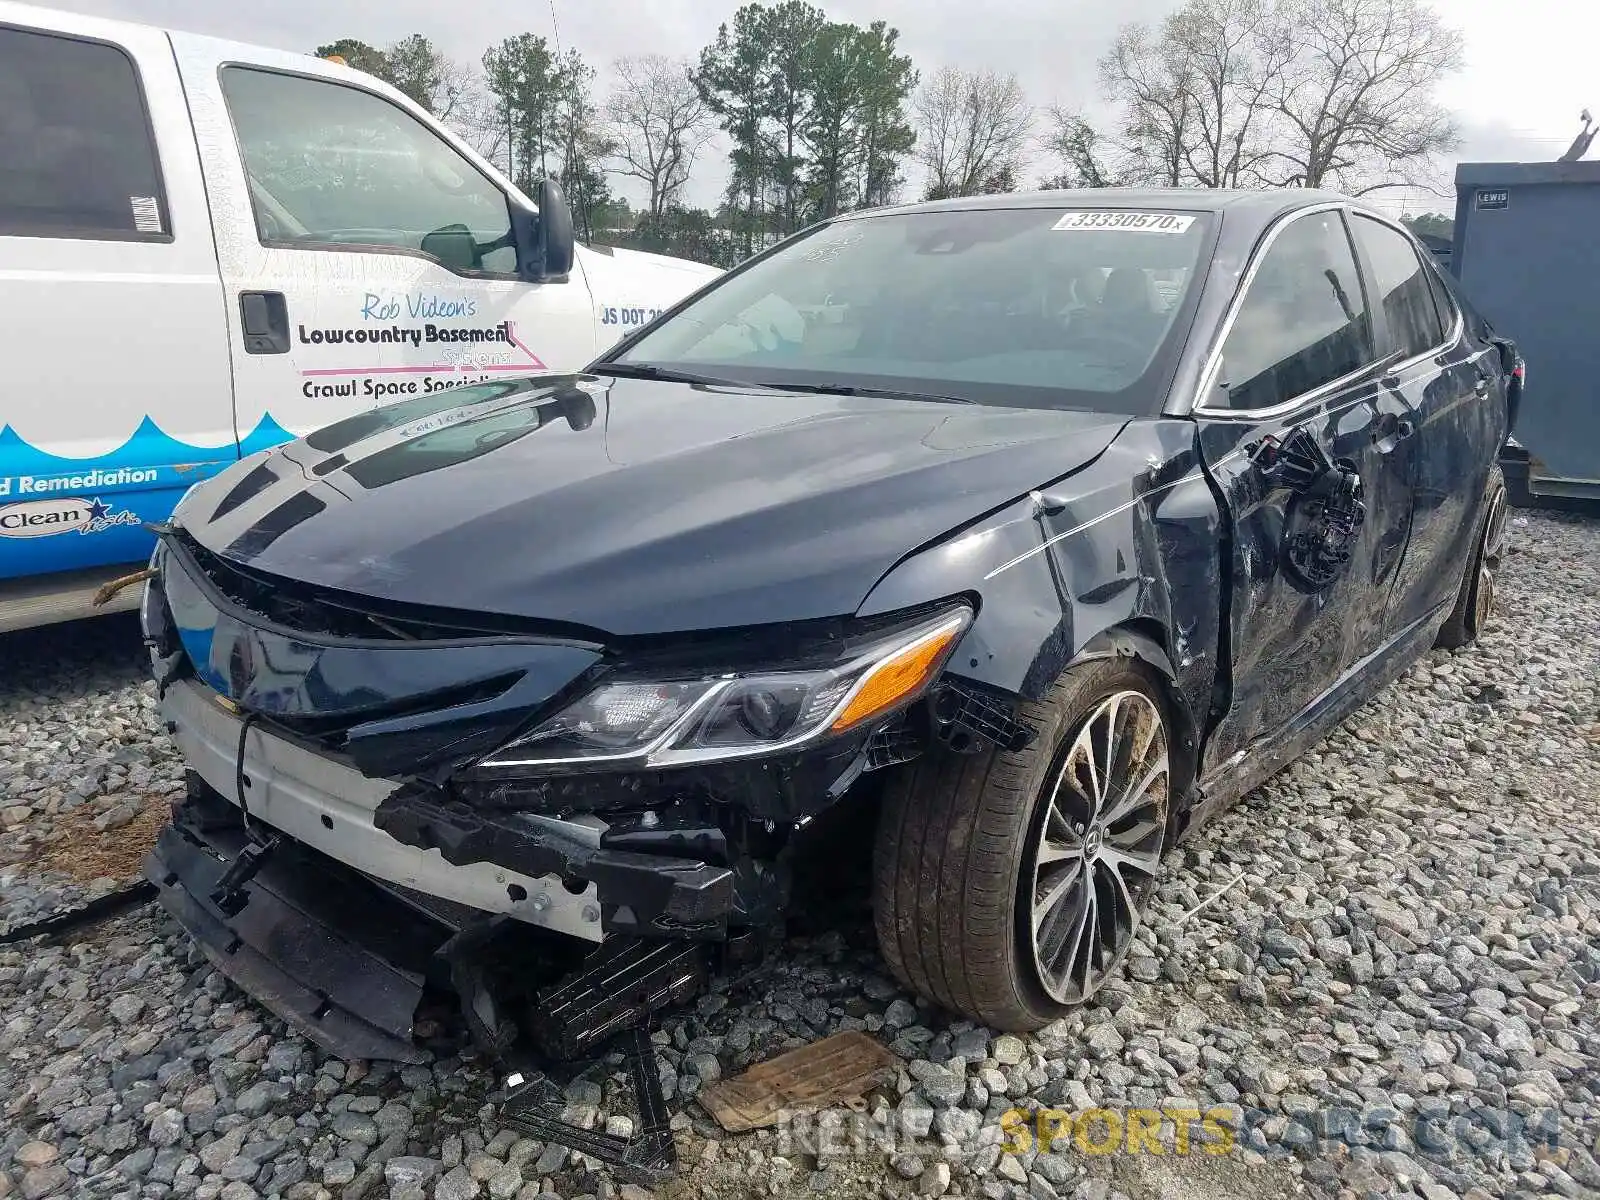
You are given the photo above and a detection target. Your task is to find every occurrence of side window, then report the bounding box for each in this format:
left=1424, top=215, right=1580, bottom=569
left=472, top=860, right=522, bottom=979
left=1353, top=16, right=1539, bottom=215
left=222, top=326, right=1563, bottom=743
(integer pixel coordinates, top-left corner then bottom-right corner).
left=0, top=26, right=167, bottom=240
left=1213, top=211, right=1373, bottom=410
left=220, top=68, right=517, bottom=275
left=1422, top=259, right=1459, bottom=338
left=1350, top=215, right=1446, bottom=360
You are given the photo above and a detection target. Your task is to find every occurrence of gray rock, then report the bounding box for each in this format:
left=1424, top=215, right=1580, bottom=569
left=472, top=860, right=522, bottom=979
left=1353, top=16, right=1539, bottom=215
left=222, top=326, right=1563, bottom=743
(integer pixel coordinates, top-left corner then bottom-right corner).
left=205, top=1023, right=262, bottom=1061
left=892, top=1154, right=925, bottom=1180
left=108, top=993, right=145, bottom=1024
left=685, top=1053, right=721, bottom=1083
left=908, top=1059, right=965, bottom=1107
left=199, top=1128, right=246, bottom=1174
left=487, top=1166, right=522, bottom=1200
left=19, top=1166, right=69, bottom=1200
left=884, top=999, right=918, bottom=1030
left=435, top=1165, right=481, bottom=1200
left=322, top=1158, right=356, bottom=1186
left=232, top=1081, right=278, bottom=1118
left=992, top=1034, right=1026, bottom=1066
left=952, top=1028, right=990, bottom=1060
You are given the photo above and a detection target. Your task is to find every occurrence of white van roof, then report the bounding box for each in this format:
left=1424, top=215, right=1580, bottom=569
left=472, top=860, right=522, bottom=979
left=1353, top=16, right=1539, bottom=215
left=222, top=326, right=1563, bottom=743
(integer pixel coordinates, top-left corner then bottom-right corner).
left=0, top=1, right=415, bottom=102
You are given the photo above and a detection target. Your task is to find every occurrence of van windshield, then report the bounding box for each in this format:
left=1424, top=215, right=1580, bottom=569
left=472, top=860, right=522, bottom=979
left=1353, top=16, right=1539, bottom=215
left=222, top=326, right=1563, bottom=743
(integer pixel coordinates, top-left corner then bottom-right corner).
left=611, top=207, right=1214, bottom=414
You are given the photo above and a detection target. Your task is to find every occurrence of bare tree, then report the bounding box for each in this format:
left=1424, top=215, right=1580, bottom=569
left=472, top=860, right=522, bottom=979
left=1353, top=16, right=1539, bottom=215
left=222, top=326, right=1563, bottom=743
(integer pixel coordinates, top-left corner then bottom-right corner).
left=1261, top=0, right=1462, bottom=192
left=1163, top=0, right=1294, bottom=187
left=1096, top=22, right=1195, bottom=187
left=1079, top=0, right=1292, bottom=189
left=609, top=55, right=716, bottom=221
left=913, top=67, right=1033, bottom=199
left=1040, top=108, right=1126, bottom=188
left=1054, top=0, right=1462, bottom=196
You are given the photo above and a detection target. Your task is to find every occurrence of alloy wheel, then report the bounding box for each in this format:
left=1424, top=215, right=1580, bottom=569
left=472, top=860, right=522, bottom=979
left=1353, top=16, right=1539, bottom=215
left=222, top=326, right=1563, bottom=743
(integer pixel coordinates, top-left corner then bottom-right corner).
left=1474, top=484, right=1508, bottom=630
left=1027, top=690, right=1168, bottom=1005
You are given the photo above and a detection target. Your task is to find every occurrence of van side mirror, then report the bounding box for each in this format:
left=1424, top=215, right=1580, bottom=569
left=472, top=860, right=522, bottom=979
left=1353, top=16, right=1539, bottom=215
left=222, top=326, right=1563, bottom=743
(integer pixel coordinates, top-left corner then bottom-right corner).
left=511, top=177, right=576, bottom=282
left=420, top=224, right=480, bottom=273
left=536, top=177, right=575, bottom=279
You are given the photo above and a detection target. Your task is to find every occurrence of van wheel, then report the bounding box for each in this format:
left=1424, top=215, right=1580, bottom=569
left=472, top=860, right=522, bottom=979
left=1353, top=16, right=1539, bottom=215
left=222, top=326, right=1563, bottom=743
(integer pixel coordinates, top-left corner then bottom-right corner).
left=1435, top=466, right=1508, bottom=650
left=872, top=659, right=1170, bottom=1031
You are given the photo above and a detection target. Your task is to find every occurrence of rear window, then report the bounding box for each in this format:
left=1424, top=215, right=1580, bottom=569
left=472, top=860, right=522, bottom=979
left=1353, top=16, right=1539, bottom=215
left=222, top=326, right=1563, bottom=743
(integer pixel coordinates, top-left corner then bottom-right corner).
left=1350, top=214, right=1446, bottom=361
left=614, top=207, right=1215, bottom=415
left=0, top=25, right=167, bottom=240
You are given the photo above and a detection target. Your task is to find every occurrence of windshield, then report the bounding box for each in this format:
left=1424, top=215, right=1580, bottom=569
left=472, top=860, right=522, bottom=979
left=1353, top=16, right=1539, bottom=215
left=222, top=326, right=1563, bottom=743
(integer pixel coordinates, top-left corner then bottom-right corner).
left=611, top=206, right=1214, bottom=413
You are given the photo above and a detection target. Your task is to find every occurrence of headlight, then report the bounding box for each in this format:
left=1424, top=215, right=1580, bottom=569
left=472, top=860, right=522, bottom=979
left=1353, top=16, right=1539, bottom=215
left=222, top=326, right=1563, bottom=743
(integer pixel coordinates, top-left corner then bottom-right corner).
left=477, top=606, right=972, bottom=772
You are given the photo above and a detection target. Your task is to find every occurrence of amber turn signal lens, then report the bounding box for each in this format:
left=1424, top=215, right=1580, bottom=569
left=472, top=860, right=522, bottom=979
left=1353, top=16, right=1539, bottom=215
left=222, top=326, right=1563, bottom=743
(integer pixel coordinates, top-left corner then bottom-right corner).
left=830, top=616, right=967, bottom=734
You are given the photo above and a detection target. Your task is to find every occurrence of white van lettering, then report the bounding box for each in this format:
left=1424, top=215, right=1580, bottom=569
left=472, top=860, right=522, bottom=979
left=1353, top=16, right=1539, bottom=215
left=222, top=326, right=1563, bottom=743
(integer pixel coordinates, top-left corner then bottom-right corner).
left=16, top=468, right=160, bottom=494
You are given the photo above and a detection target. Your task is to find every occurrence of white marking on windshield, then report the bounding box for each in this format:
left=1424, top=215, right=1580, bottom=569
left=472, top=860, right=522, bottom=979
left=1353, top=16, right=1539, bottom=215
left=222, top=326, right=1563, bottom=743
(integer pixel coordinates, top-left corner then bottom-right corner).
left=1052, top=212, right=1196, bottom=234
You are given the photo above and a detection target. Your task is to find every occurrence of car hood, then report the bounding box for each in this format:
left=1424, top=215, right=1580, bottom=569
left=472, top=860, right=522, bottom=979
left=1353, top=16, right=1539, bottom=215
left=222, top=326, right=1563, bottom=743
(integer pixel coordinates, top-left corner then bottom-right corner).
left=176, top=376, right=1129, bottom=637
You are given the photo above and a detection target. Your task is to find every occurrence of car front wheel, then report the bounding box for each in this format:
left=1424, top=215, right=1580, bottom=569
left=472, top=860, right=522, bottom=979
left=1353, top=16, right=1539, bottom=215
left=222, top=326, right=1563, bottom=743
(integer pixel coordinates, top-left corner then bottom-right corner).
left=872, top=659, right=1170, bottom=1031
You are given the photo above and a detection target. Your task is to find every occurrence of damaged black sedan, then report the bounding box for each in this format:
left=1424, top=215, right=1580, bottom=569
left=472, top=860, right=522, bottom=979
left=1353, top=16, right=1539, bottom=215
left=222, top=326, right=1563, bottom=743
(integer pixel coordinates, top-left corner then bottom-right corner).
left=142, top=189, right=1520, bottom=1063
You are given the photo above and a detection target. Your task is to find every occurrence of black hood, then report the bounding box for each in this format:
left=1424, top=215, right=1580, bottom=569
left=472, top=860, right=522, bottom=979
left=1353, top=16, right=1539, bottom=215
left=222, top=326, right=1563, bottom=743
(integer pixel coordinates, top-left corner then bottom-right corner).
left=178, top=376, right=1128, bottom=637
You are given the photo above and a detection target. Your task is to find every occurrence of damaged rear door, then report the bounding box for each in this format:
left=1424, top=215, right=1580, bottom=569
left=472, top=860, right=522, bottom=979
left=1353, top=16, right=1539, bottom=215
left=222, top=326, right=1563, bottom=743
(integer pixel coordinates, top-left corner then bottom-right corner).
left=1192, top=205, right=1417, bottom=773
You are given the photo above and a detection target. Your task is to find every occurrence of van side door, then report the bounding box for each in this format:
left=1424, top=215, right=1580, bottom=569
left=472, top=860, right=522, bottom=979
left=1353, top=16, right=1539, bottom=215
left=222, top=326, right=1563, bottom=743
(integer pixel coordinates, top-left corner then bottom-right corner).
left=0, top=10, right=233, bottom=591
left=168, top=36, right=600, bottom=449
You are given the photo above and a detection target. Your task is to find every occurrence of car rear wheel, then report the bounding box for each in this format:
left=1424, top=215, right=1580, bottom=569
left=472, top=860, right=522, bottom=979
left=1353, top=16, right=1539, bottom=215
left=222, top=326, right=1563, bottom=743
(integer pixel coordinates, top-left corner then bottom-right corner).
left=872, top=659, right=1170, bottom=1031
left=1435, top=465, right=1508, bottom=650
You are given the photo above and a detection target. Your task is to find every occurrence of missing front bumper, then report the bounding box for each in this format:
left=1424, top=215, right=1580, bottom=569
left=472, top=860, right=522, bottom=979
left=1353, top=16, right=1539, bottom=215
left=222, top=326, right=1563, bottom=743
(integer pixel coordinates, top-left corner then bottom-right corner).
left=159, top=677, right=739, bottom=941
left=145, top=800, right=441, bottom=1062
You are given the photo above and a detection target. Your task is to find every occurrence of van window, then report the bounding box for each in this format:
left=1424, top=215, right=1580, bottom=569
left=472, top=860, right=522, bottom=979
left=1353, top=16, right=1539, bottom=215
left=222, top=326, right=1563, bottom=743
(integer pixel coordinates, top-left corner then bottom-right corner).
left=221, top=67, right=517, bottom=275
left=0, top=27, right=167, bottom=240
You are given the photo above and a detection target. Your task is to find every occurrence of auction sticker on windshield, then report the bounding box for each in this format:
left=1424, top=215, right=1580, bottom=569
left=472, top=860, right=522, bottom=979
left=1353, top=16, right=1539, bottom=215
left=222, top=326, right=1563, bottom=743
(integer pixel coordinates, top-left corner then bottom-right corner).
left=1052, top=212, right=1196, bottom=234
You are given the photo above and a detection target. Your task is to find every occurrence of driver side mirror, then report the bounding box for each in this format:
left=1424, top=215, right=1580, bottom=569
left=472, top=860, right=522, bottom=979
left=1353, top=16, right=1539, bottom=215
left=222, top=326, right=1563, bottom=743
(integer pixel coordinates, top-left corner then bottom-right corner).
left=530, top=176, right=575, bottom=281
left=511, top=177, right=575, bottom=282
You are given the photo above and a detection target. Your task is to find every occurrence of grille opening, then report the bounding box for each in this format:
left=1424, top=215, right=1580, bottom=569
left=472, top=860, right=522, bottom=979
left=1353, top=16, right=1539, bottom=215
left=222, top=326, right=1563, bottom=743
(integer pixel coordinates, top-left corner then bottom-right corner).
left=173, top=532, right=550, bottom=642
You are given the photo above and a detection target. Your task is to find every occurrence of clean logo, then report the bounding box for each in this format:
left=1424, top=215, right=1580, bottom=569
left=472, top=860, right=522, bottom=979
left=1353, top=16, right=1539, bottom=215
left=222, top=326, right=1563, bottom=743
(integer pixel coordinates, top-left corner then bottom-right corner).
left=0, top=497, right=140, bottom=538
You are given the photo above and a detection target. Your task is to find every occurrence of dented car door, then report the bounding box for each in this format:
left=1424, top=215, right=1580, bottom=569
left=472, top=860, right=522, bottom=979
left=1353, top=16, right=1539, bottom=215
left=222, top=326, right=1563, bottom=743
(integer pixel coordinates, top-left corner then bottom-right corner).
left=1192, top=206, right=1417, bottom=771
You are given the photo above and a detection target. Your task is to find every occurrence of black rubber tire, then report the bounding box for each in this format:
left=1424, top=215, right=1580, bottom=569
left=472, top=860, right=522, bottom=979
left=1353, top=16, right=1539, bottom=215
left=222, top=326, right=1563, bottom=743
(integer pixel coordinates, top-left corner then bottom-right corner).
left=1435, top=464, right=1506, bottom=651
left=871, top=658, right=1169, bottom=1031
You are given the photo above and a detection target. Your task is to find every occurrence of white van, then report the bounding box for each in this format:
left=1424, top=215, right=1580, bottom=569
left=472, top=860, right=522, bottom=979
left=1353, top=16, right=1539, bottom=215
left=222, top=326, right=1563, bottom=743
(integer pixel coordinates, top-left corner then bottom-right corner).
left=0, top=1, right=720, bottom=631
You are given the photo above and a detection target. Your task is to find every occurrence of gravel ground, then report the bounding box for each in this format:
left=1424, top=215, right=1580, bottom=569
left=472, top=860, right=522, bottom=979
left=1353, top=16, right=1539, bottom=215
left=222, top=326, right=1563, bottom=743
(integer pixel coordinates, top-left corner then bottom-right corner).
left=0, top=510, right=1596, bottom=1200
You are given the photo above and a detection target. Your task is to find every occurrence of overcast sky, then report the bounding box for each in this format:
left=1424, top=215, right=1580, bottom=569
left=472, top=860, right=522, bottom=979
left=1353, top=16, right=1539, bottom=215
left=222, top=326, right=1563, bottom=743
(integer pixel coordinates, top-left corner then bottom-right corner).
left=40, top=0, right=1600, bottom=214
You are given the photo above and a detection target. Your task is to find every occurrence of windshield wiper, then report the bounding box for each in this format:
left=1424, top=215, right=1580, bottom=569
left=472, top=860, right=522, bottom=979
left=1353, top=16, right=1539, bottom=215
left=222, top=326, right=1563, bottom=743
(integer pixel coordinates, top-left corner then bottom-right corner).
left=586, top=362, right=739, bottom=387
left=746, top=380, right=974, bottom=405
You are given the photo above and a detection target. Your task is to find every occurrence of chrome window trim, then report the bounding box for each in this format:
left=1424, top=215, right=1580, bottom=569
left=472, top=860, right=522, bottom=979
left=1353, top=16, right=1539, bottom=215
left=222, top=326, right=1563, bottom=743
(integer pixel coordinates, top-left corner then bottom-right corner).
left=1189, top=201, right=1385, bottom=421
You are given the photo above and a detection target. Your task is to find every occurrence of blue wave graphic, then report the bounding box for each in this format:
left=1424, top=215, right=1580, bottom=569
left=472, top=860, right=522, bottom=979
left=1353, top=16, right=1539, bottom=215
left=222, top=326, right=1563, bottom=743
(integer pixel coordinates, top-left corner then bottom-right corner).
left=238, top=412, right=297, bottom=458
left=0, top=411, right=295, bottom=474
left=0, top=413, right=300, bottom=581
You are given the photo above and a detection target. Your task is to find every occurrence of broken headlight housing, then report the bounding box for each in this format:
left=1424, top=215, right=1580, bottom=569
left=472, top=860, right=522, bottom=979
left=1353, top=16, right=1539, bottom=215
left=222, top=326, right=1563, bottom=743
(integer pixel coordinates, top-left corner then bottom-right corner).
left=477, top=606, right=972, bottom=773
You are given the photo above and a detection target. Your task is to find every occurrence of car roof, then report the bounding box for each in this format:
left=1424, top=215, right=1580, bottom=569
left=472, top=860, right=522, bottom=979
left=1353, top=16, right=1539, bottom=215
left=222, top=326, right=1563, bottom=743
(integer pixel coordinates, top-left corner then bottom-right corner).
left=845, top=186, right=1363, bottom=226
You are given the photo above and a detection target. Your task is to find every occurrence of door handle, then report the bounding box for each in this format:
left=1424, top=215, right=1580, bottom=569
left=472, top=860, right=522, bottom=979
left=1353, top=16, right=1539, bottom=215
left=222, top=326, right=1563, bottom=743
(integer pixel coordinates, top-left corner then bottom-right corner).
left=1370, top=414, right=1416, bottom=448
left=239, top=291, right=290, bottom=355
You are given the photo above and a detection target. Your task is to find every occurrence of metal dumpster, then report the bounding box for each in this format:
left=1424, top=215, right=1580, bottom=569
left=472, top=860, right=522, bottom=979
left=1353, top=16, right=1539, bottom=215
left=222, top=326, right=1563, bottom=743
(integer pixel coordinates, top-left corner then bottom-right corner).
left=1452, top=161, right=1600, bottom=504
